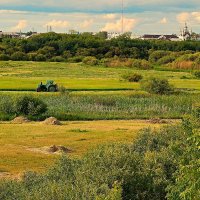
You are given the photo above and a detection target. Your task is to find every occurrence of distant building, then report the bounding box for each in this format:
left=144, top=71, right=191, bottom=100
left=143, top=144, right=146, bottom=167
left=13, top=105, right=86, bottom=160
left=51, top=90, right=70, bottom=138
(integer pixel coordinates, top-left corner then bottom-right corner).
left=0, top=31, right=21, bottom=39
left=140, top=34, right=180, bottom=41
left=107, top=32, right=121, bottom=39
left=179, top=23, right=192, bottom=41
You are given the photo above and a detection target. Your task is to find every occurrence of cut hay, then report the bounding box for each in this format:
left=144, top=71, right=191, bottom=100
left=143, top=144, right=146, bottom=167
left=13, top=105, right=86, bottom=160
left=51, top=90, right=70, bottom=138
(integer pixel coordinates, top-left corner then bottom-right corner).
left=27, top=145, right=72, bottom=155
left=12, top=116, right=30, bottom=124
left=43, top=117, right=61, bottom=125
left=148, top=118, right=170, bottom=124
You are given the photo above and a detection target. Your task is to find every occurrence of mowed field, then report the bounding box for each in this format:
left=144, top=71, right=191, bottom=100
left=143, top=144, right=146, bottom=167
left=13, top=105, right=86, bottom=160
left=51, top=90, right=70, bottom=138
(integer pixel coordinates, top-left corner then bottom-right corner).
left=0, top=61, right=198, bottom=178
left=0, top=61, right=200, bottom=91
left=0, top=120, right=170, bottom=177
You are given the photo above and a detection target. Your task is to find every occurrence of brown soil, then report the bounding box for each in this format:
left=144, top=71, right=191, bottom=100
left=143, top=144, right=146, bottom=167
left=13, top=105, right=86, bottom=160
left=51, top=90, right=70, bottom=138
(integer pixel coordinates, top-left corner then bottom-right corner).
left=12, top=116, right=30, bottom=124
left=43, top=117, right=61, bottom=125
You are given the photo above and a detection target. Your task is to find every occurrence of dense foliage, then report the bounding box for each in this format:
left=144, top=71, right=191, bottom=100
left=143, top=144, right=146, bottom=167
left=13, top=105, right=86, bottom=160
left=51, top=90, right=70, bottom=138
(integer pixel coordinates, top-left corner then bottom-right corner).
left=0, top=33, right=200, bottom=66
left=0, top=112, right=199, bottom=200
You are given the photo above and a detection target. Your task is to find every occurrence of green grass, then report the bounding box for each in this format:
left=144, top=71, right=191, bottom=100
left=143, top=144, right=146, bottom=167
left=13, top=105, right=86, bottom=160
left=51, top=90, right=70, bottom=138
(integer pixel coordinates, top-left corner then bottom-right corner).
left=0, top=120, right=167, bottom=175
left=0, top=61, right=199, bottom=91
left=0, top=92, right=199, bottom=120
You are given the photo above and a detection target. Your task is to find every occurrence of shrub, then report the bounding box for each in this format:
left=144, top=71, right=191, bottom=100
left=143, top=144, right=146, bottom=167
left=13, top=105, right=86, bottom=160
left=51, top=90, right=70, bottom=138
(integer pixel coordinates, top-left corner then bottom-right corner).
left=50, top=56, right=65, bottom=62
left=141, top=77, right=174, bottom=95
left=122, top=73, right=143, bottom=82
left=132, top=59, right=152, bottom=70
left=104, top=58, right=133, bottom=68
left=157, top=55, right=176, bottom=65
left=27, top=52, right=37, bottom=61
left=15, top=96, right=47, bottom=116
left=149, top=50, right=171, bottom=63
left=194, top=71, right=200, bottom=79
left=67, top=56, right=84, bottom=63
left=83, top=56, right=98, bottom=65
left=0, top=53, right=10, bottom=61
left=58, top=85, right=69, bottom=95
left=11, top=51, right=28, bottom=61
left=35, top=54, right=47, bottom=61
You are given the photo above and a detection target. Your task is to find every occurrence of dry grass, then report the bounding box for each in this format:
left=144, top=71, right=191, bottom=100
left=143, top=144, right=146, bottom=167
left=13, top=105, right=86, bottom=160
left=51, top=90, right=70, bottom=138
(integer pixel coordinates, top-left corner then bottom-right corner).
left=0, top=120, right=177, bottom=177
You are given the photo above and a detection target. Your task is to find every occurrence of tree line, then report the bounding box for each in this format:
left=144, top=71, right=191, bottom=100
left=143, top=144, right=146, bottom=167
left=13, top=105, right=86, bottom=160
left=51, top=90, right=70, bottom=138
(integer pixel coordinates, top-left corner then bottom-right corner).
left=0, top=32, right=200, bottom=62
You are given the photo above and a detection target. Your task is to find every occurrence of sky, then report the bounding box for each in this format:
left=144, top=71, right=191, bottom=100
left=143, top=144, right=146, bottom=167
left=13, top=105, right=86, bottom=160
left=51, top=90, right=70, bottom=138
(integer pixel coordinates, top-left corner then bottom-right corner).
left=0, top=0, right=200, bottom=35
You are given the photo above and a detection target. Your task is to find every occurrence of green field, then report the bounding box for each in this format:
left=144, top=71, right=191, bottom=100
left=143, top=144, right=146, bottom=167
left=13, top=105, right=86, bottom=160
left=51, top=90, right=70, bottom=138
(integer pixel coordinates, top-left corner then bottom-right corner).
left=0, top=61, right=199, bottom=179
left=0, top=61, right=199, bottom=91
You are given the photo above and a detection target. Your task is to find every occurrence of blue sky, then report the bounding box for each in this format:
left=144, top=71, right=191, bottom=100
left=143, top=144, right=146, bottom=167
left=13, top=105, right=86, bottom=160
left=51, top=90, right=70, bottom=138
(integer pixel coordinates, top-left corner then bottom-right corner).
left=0, top=0, right=200, bottom=34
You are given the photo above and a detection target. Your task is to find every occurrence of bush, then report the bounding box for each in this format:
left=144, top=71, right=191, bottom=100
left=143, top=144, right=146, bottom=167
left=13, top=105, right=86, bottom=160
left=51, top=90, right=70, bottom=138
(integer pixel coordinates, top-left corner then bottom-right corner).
left=50, top=56, right=65, bottom=62
left=15, top=96, right=47, bottom=116
left=104, top=58, right=133, bottom=68
left=27, top=52, right=37, bottom=61
left=157, top=55, right=176, bottom=65
left=35, top=54, right=47, bottom=61
left=132, top=59, right=152, bottom=70
left=58, top=85, right=69, bottom=95
left=0, top=53, right=10, bottom=61
left=122, top=73, right=143, bottom=82
left=83, top=56, right=98, bottom=65
left=194, top=71, right=200, bottom=79
left=67, top=56, right=84, bottom=63
left=141, top=77, right=174, bottom=95
left=11, top=51, right=28, bottom=61
left=149, top=50, right=171, bottom=63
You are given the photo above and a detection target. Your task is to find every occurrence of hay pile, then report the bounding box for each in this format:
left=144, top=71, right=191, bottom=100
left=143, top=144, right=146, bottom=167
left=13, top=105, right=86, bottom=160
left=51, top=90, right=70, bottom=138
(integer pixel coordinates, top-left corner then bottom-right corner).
left=12, top=116, right=30, bottom=124
left=27, top=145, right=72, bottom=155
left=148, top=118, right=169, bottom=124
left=43, top=117, right=61, bottom=125
left=47, top=145, right=71, bottom=153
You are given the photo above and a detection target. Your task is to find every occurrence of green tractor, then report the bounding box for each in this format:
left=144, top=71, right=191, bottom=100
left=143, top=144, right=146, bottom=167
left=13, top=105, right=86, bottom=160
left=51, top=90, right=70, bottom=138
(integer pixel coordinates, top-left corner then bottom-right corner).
left=36, top=80, right=58, bottom=92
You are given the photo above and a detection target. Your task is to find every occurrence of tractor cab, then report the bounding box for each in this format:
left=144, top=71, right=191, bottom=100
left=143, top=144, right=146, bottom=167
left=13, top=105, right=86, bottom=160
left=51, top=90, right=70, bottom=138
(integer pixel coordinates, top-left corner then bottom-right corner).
left=37, top=80, right=58, bottom=92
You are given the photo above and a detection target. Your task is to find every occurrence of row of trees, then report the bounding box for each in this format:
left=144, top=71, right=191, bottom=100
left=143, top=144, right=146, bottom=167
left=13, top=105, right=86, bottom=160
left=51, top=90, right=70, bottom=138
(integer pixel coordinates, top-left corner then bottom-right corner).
left=0, top=32, right=200, bottom=62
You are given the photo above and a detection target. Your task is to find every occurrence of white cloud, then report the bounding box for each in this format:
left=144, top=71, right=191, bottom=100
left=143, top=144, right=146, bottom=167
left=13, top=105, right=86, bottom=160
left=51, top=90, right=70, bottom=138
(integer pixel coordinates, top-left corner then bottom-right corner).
left=177, top=12, right=190, bottom=24
left=11, top=20, right=27, bottom=31
left=102, top=17, right=137, bottom=32
left=159, top=17, right=168, bottom=24
left=45, top=20, right=70, bottom=28
left=103, top=14, right=117, bottom=20
left=80, top=19, right=93, bottom=29
left=191, top=12, right=200, bottom=22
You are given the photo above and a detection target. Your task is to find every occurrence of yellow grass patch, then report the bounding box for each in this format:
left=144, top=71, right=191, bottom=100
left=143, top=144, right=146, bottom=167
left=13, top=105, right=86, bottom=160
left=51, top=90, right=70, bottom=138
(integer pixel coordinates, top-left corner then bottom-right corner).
left=0, top=120, right=176, bottom=176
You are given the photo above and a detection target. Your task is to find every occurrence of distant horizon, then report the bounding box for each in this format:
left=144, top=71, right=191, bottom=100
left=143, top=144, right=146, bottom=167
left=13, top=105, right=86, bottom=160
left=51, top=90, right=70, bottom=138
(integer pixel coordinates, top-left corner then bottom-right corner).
left=0, top=1, right=200, bottom=34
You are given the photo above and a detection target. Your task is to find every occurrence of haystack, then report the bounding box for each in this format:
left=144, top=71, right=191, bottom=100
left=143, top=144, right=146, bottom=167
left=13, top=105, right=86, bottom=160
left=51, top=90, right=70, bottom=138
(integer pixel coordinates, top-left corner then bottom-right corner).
left=12, top=116, right=30, bottom=124
left=47, top=145, right=71, bottom=153
left=43, top=117, right=61, bottom=125
left=148, top=118, right=168, bottom=124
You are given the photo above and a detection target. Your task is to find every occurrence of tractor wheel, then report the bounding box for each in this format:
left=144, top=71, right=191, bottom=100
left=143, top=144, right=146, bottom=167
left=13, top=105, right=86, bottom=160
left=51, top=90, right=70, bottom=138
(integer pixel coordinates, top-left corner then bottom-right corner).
left=48, top=85, right=57, bottom=92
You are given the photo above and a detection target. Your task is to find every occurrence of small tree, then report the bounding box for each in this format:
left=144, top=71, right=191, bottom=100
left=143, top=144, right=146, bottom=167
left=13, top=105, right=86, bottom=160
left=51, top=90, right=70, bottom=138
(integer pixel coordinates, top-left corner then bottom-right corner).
left=122, top=73, right=143, bottom=82
left=141, top=77, right=174, bottom=95
left=83, top=56, right=98, bottom=65
left=194, top=71, right=200, bottom=79
left=15, top=96, right=47, bottom=116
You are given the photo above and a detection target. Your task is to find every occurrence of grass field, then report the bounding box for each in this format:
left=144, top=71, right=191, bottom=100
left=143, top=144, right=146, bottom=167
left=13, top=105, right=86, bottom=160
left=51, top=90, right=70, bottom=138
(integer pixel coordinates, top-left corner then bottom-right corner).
left=0, top=61, right=199, bottom=91
left=0, top=61, right=198, bottom=180
left=0, top=120, right=171, bottom=176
